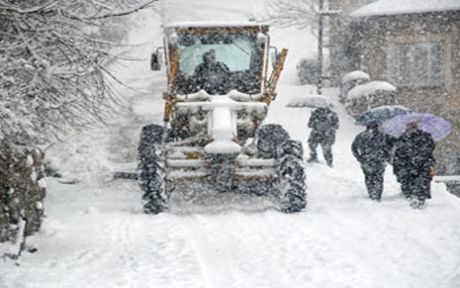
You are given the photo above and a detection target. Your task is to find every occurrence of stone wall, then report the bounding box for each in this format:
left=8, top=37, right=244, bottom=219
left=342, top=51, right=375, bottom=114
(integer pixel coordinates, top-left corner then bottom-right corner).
left=0, top=143, right=46, bottom=243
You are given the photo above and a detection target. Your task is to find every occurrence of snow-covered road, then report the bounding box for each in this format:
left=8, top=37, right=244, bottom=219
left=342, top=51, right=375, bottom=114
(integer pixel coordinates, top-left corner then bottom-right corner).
left=3, top=173, right=460, bottom=288
left=2, top=4, right=460, bottom=288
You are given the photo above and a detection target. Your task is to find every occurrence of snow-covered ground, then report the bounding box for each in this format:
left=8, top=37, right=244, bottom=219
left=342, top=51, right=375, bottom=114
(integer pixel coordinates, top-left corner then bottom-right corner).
left=2, top=2, right=460, bottom=288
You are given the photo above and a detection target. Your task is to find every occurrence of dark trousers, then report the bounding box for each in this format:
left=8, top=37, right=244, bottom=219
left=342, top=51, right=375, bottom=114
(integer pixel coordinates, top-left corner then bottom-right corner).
left=362, top=166, right=385, bottom=200
left=400, top=172, right=432, bottom=201
left=308, top=141, right=333, bottom=165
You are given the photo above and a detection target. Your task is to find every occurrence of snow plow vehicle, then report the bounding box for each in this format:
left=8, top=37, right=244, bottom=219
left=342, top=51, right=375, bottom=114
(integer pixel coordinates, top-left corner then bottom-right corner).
left=139, top=23, right=306, bottom=214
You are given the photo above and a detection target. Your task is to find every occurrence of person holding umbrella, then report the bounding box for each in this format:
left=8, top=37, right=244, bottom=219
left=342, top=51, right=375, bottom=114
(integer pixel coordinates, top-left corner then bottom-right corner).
left=351, top=105, right=409, bottom=201
left=306, top=106, right=339, bottom=167
left=383, top=112, right=452, bottom=208
left=351, top=122, right=393, bottom=201
left=392, top=122, right=436, bottom=208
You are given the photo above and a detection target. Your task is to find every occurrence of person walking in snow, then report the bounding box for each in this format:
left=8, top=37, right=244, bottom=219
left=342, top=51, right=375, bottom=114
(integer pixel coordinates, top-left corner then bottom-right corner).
left=351, top=122, right=392, bottom=201
left=393, top=122, right=435, bottom=208
left=306, top=106, right=339, bottom=167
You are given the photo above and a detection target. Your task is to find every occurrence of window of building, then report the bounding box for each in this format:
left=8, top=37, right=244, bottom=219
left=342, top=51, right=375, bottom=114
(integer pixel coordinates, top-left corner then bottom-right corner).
left=394, top=42, right=443, bottom=87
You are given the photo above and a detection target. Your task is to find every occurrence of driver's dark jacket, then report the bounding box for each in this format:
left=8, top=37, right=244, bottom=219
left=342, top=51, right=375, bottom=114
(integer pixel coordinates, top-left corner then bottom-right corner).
left=194, top=61, right=230, bottom=95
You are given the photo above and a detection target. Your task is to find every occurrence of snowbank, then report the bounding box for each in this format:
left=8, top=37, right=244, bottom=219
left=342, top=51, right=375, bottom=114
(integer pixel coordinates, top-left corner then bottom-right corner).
left=286, top=94, right=333, bottom=108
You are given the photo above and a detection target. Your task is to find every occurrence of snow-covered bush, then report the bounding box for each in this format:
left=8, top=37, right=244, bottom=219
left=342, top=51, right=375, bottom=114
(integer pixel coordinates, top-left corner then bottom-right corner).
left=345, top=81, right=397, bottom=118
left=0, top=142, right=46, bottom=244
left=296, top=58, right=320, bottom=85
left=0, top=0, right=155, bottom=244
left=338, top=70, right=370, bottom=103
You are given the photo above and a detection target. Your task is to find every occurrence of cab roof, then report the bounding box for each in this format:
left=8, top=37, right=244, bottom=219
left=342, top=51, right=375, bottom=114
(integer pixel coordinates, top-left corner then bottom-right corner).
left=164, top=21, right=269, bottom=33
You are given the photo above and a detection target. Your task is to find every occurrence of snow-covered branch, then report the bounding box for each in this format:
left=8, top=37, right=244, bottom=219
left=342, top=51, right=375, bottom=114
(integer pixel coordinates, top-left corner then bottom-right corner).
left=0, top=1, right=56, bottom=15
left=86, top=0, right=158, bottom=19
left=0, top=0, right=155, bottom=146
left=267, top=0, right=318, bottom=32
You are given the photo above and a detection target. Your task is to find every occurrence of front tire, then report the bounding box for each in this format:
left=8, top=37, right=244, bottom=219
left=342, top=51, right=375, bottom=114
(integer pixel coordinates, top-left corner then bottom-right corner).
left=277, top=139, right=307, bottom=213
left=138, top=124, right=168, bottom=214
left=256, top=124, right=290, bottom=159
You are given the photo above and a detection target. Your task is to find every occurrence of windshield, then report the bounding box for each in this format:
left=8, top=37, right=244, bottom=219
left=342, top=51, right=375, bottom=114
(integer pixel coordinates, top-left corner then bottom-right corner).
left=178, top=33, right=258, bottom=76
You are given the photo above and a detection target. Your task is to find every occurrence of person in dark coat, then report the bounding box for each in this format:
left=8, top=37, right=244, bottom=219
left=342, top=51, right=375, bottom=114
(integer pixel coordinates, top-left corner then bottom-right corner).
left=351, top=122, right=392, bottom=201
left=306, top=106, right=339, bottom=167
left=194, top=49, right=230, bottom=95
left=393, top=122, right=435, bottom=208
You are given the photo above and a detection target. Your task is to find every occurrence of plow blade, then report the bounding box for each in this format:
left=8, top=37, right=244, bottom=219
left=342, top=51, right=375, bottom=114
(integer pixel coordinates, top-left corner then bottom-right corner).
left=112, top=163, right=138, bottom=180
left=113, top=171, right=138, bottom=180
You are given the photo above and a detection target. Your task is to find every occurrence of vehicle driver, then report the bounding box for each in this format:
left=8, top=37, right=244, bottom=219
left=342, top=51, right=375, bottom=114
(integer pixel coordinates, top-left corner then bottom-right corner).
left=194, top=49, right=230, bottom=95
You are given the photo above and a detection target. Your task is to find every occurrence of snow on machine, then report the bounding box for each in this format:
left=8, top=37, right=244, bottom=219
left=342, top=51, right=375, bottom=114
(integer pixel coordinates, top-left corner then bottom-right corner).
left=139, top=22, right=306, bottom=214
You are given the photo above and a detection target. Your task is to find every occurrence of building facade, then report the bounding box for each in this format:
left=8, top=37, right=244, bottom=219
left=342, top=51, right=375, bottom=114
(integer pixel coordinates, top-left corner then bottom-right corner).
left=347, top=3, right=460, bottom=176
left=328, top=0, right=377, bottom=85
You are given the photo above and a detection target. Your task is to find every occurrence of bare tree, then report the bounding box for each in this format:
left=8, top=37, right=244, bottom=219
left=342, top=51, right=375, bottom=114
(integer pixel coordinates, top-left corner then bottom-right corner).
left=0, top=0, right=157, bottom=146
left=267, top=0, right=318, bottom=34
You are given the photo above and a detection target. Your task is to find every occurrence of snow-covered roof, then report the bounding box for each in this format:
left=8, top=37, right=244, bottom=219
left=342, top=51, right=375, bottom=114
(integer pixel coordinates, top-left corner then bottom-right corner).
left=351, top=0, right=460, bottom=17
left=341, top=71, right=370, bottom=85
left=347, top=81, right=396, bottom=100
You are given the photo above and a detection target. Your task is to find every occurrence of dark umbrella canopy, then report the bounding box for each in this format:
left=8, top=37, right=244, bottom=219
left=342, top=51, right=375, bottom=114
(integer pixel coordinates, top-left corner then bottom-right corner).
left=355, top=105, right=411, bottom=126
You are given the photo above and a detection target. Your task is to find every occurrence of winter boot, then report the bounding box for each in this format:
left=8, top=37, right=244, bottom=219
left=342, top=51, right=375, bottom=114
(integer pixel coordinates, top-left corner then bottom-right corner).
left=425, top=188, right=432, bottom=199
left=307, top=157, right=319, bottom=163
left=401, top=181, right=411, bottom=199
left=410, top=197, right=425, bottom=209
left=306, top=152, right=319, bottom=163
left=323, top=146, right=333, bottom=167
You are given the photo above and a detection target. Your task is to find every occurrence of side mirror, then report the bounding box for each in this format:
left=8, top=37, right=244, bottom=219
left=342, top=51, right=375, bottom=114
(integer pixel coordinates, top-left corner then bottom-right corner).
left=270, top=46, right=279, bottom=69
left=150, top=49, right=162, bottom=71
left=168, top=32, right=178, bottom=47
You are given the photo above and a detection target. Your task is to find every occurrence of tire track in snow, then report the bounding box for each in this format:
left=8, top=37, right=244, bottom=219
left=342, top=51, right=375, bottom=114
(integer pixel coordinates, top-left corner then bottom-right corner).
left=103, top=214, right=209, bottom=288
left=178, top=205, right=431, bottom=288
left=177, top=212, right=366, bottom=288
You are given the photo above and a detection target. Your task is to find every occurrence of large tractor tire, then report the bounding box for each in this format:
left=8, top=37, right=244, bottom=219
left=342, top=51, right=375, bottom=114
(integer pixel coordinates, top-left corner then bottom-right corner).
left=137, top=124, right=168, bottom=214
left=277, top=139, right=307, bottom=213
left=256, top=124, right=290, bottom=159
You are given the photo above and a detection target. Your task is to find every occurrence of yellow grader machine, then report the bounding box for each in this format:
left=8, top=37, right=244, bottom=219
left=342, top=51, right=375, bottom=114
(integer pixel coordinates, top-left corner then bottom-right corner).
left=139, top=22, right=306, bottom=214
